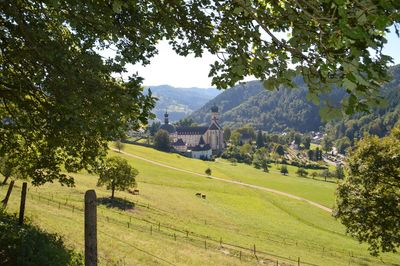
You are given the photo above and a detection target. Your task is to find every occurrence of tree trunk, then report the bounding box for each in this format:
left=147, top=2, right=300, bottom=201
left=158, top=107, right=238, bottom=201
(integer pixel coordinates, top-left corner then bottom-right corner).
left=2, top=180, right=14, bottom=208
left=2, top=175, right=9, bottom=185
left=111, top=184, right=115, bottom=199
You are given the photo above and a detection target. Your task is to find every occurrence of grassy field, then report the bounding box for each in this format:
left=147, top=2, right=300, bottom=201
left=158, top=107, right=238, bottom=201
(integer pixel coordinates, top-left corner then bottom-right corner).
left=1, top=144, right=399, bottom=265
left=121, top=144, right=336, bottom=207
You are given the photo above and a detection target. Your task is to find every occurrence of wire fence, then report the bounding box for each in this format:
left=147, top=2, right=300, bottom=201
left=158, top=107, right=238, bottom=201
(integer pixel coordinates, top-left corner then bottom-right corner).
left=26, top=192, right=313, bottom=265
left=22, top=189, right=375, bottom=266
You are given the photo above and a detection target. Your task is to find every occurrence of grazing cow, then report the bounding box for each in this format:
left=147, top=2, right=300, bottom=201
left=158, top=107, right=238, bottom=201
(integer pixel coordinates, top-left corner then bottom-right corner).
left=201, top=194, right=206, bottom=199
left=195, top=193, right=201, bottom=197
left=133, top=189, right=140, bottom=195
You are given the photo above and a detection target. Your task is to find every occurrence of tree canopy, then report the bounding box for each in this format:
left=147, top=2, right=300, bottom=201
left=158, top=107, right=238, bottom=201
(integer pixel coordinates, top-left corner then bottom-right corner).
left=97, top=157, right=138, bottom=199
left=154, top=130, right=171, bottom=152
left=335, top=125, right=400, bottom=255
left=1, top=0, right=399, bottom=185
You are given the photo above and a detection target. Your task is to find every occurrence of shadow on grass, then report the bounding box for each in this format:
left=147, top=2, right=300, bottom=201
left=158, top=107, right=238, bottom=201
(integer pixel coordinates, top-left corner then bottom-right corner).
left=97, top=197, right=135, bottom=210
left=0, top=209, right=83, bottom=266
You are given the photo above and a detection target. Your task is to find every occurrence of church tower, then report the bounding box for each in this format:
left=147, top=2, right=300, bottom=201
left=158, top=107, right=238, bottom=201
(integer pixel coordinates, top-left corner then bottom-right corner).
left=164, top=110, right=169, bottom=124
left=159, top=110, right=177, bottom=142
left=211, top=105, right=219, bottom=122
left=208, top=105, right=224, bottom=152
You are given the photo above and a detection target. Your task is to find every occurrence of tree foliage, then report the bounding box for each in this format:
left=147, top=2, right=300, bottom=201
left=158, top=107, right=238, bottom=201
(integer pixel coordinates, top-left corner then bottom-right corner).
left=334, top=165, right=345, bottom=179
left=275, top=145, right=285, bottom=156
left=2, top=0, right=399, bottom=186
left=280, top=165, right=289, bottom=175
left=0, top=156, right=14, bottom=184
left=205, top=168, right=212, bottom=176
left=0, top=209, right=83, bottom=265
left=335, top=125, right=400, bottom=255
left=97, top=157, right=138, bottom=199
left=223, top=127, right=232, bottom=142
left=175, top=118, right=195, bottom=127
left=154, top=130, right=171, bottom=152
left=252, top=147, right=269, bottom=172
left=203, top=0, right=400, bottom=116
left=1, top=1, right=157, bottom=186
left=113, top=141, right=125, bottom=153
left=256, top=130, right=264, bottom=148
left=296, top=168, right=308, bottom=177
left=148, top=122, right=161, bottom=137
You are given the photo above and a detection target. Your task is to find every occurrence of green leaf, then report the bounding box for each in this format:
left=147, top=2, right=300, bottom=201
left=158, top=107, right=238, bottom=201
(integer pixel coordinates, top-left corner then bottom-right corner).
left=112, top=1, right=123, bottom=13
left=263, top=79, right=276, bottom=91
left=343, top=78, right=357, bottom=91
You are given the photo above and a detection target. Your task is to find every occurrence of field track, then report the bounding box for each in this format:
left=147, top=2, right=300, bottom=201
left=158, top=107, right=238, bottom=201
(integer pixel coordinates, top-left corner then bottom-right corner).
left=113, top=148, right=333, bottom=213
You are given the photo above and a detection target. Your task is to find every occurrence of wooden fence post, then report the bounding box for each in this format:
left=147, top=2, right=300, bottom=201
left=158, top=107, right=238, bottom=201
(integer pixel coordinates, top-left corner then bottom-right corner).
left=84, top=190, right=97, bottom=266
left=1, top=180, right=14, bottom=208
left=18, top=182, right=27, bottom=225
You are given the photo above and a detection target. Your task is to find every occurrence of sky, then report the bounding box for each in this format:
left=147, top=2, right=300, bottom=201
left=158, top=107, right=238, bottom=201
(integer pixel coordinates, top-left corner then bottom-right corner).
left=125, top=27, right=400, bottom=89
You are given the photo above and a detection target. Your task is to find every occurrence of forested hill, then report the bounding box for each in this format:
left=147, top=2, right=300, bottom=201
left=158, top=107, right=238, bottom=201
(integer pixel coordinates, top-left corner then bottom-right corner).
left=190, top=65, right=400, bottom=133
left=325, top=64, right=400, bottom=142
left=190, top=79, right=331, bottom=132
left=145, top=85, right=220, bottom=122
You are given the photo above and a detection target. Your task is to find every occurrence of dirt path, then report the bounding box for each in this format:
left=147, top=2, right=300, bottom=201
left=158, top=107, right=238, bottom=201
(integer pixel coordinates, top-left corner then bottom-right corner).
left=114, top=149, right=333, bottom=213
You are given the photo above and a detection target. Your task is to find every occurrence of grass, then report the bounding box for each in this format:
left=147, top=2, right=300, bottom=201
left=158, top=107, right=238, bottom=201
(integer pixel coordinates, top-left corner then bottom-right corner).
left=1, top=144, right=399, bottom=265
left=121, top=144, right=337, bottom=207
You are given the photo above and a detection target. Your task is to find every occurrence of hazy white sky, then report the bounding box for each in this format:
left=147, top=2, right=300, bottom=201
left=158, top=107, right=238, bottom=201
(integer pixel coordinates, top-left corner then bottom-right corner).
left=125, top=28, right=400, bottom=88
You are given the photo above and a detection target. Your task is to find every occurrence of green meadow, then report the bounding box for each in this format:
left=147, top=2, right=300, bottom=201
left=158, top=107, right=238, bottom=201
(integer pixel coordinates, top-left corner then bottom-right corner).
left=1, top=143, right=399, bottom=265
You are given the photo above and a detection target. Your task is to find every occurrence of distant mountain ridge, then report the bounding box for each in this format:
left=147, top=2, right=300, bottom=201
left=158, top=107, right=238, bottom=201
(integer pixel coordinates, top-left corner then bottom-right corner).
left=145, top=85, right=221, bottom=122
left=190, top=65, right=400, bottom=133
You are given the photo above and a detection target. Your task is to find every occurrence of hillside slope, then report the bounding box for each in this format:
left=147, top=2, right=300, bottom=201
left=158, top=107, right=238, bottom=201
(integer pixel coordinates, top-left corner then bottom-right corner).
left=2, top=144, right=399, bottom=265
left=191, top=65, right=400, bottom=134
left=190, top=79, right=333, bottom=132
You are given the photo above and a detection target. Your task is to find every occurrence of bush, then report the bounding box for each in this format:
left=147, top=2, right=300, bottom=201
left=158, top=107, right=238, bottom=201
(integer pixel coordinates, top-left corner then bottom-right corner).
left=205, top=167, right=212, bottom=176
left=280, top=165, right=289, bottom=175
left=296, top=168, right=309, bottom=177
left=0, top=209, right=83, bottom=266
left=228, top=158, right=237, bottom=165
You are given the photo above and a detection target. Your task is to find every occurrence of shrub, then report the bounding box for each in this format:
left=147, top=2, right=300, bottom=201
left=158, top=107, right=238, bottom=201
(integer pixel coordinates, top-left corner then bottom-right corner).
left=0, top=209, right=83, bottom=266
left=296, top=168, right=309, bottom=177
left=280, top=165, right=289, bottom=175
left=205, top=167, right=212, bottom=176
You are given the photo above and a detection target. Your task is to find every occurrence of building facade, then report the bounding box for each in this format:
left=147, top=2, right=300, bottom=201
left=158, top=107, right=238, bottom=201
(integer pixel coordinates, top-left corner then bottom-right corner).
left=159, top=105, right=224, bottom=159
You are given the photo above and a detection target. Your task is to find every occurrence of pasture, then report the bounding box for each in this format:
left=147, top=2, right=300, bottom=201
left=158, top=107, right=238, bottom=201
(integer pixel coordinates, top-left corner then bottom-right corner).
left=1, top=144, right=399, bottom=265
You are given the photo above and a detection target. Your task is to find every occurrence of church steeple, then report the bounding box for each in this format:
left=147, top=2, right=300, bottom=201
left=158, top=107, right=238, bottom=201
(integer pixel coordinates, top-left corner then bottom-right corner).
left=211, top=105, right=219, bottom=122
left=164, top=110, right=169, bottom=124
